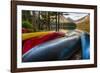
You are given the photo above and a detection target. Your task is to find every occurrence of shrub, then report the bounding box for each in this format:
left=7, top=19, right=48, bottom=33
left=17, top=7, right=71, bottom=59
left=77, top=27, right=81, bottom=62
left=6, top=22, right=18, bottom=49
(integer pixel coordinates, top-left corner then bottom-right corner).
left=22, top=21, right=33, bottom=29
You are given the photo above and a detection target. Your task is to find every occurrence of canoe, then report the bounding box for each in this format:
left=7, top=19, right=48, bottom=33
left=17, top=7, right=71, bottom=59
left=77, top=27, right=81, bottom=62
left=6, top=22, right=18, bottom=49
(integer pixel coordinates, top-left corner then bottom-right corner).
left=22, top=32, right=65, bottom=54
left=81, top=32, right=90, bottom=59
left=22, top=35, right=81, bottom=62
left=22, top=31, right=53, bottom=40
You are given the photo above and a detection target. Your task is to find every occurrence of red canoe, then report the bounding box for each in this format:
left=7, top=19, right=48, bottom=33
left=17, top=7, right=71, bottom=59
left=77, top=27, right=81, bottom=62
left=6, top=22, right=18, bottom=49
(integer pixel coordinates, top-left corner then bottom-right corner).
left=22, top=32, right=65, bottom=54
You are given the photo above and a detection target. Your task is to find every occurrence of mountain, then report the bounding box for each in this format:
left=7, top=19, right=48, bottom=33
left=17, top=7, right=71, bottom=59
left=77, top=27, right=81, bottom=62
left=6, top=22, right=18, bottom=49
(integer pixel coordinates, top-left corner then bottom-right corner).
left=60, top=15, right=74, bottom=23
left=75, top=15, right=89, bottom=23
left=75, top=15, right=90, bottom=33
left=60, top=14, right=90, bottom=33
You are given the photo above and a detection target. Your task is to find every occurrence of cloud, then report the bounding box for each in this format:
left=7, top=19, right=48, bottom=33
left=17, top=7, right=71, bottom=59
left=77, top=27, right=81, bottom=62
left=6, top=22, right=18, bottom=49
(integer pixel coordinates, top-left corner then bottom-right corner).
left=63, top=13, right=88, bottom=21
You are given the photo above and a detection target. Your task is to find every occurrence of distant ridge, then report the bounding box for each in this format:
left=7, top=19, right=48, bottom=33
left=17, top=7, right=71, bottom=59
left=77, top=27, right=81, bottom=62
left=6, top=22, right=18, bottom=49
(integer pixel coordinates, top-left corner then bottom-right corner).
left=76, top=15, right=90, bottom=33
left=75, top=15, right=89, bottom=24
left=60, top=15, right=74, bottom=23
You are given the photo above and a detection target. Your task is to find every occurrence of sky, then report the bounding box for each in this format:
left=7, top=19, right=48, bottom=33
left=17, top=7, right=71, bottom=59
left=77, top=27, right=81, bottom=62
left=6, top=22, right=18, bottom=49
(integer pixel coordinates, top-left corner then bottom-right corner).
left=63, top=13, right=88, bottom=21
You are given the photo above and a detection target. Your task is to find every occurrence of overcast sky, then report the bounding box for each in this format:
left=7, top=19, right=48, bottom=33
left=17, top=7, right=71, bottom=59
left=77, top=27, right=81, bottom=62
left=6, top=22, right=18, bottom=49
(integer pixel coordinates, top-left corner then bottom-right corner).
left=63, top=13, right=89, bottom=21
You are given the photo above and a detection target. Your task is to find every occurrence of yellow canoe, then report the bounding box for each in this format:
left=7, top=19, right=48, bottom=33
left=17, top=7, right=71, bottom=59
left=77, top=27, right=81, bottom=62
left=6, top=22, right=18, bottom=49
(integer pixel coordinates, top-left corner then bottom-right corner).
left=22, top=31, right=53, bottom=40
